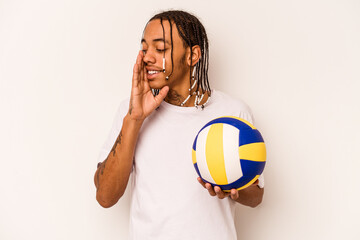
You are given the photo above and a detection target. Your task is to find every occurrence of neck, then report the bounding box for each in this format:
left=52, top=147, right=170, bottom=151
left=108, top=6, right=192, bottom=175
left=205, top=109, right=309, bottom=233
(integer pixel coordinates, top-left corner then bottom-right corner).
left=165, top=89, right=186, bottom=106
left=164, top=88, right=209, bottom=107
left=164, top=70, right=209, bottom=107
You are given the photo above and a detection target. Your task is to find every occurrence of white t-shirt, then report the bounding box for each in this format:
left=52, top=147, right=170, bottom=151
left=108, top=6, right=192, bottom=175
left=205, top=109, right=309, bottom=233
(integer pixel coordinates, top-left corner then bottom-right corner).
left=98, top=90, right=264, bottom=240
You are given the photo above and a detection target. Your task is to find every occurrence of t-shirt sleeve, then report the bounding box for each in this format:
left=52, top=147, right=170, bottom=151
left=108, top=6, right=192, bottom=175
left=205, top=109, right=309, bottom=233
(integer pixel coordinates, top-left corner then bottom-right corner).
left=257, top=173, right=265, bottom=188
left=97, top=99, right=130, bottom=163
left=239, top=110, right=255, bottom=125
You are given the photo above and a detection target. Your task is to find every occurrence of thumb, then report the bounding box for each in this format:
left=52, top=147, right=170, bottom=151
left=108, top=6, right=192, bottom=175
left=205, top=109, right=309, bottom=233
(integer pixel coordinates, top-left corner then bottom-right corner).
left=154, top=86, right=169, bottom=106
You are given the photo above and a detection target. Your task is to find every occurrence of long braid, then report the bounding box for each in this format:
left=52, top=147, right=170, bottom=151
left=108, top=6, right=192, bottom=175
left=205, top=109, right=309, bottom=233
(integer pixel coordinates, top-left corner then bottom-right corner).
left=148, top=10, right=211, bottom=96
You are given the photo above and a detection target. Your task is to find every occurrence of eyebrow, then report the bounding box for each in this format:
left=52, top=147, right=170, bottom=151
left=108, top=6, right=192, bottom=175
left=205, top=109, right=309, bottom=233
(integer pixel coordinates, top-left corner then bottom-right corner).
left=141, top=38, right=170, bottom=44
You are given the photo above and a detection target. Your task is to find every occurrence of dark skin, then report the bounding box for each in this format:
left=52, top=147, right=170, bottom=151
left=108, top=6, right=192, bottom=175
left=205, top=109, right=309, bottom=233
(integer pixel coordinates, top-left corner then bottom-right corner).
left=197, top=178, right=264, bottom=207
left=165, top=89, right=186, bottom=105
left=94, top=49, right=169, bottom=208
left=140, top=19, right=207, bottom=107
left=95, top=131, right=122, bottom=192
left=94, top=19, right=264, bottom=208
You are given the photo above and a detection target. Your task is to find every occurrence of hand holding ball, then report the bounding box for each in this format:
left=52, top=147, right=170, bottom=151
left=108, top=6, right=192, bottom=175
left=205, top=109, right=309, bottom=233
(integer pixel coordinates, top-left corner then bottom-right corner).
left=192, top=116, right=266, bottom=192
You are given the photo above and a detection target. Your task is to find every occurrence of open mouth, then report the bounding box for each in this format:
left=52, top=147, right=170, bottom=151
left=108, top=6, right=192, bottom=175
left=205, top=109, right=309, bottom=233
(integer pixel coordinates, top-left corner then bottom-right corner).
left=146, top=70, right=161, bottom=79
left=148, top=70, right=160, bottom=75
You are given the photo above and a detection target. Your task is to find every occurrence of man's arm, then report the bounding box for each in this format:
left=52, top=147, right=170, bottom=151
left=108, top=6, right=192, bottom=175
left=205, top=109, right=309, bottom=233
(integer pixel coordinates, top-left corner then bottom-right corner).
left=232, top=182, right=264, bottom=207
left=94, top=115, right=143, bottom=208
left=94, top=50, right=169, bottom=208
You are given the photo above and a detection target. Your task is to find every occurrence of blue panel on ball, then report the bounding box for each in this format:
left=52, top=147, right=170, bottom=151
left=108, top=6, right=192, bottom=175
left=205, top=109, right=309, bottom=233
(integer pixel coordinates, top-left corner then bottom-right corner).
left=239, top=129, right=264, bottom=146
left=192, top=134, right=198, bottom=151
left=240, top=159, right=266, bottom=176
left=217, top=175, right=259, bottom=191
left=193, top=163, right=202, bottom=178
left=199, top=117, right=252, bottom=133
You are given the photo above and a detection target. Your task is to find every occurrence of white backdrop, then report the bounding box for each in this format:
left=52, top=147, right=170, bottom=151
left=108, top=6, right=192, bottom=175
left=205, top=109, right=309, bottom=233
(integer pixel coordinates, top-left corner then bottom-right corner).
left=1, top=0, right=359, bottom=239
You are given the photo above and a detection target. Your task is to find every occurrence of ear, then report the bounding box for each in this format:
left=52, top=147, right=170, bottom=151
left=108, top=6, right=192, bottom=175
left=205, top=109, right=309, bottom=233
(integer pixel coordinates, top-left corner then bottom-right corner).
left=186, top=45, right=201, bottom=67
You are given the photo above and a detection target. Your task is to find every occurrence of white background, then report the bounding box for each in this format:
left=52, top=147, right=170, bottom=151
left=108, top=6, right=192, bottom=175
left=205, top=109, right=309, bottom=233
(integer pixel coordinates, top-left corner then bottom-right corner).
left=1, top=0, right=360, bottom=239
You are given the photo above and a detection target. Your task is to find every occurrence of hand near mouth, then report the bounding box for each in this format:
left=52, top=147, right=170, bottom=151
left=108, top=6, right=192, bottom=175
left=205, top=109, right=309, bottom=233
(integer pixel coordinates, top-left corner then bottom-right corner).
left=128, top=50, right=169, bottom=121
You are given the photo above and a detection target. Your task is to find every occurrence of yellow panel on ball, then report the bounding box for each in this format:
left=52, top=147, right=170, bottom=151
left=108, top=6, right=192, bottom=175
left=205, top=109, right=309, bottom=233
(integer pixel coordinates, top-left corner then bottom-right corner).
left=239, top=142, right=266, bottom=162
left=205, top=123, right=228, bottom=185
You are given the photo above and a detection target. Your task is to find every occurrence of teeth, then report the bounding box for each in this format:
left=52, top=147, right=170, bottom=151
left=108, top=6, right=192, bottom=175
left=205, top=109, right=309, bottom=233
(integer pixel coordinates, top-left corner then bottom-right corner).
left=148, top=70, right=159, bottom=75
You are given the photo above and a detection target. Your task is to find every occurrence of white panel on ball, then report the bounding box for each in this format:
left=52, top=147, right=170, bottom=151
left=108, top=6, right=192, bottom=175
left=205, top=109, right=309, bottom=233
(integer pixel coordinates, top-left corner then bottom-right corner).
left=223, top=124, right=243, bottom=183
left=195, top=126, right=215, bottom=183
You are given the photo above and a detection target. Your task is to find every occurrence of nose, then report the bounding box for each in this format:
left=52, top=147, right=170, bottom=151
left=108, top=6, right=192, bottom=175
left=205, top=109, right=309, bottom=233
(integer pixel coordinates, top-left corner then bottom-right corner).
left=142, top=50, right=156, bottom=65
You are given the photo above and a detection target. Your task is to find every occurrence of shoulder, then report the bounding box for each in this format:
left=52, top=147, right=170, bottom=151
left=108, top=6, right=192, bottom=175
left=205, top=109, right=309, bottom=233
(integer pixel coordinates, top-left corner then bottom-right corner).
left=211, top=90, right=251, bottom=112
left=210, top=90, right=255, bottom=124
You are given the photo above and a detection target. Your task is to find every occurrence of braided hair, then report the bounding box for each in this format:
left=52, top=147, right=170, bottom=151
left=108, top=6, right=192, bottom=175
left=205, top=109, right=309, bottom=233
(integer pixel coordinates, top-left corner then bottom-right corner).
left=147, top=10, right=211, bottom=96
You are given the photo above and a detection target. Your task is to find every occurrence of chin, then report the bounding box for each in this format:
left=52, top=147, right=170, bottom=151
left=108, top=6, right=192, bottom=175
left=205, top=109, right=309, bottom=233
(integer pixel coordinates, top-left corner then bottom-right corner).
left=149, top=80, right=168, bottom=90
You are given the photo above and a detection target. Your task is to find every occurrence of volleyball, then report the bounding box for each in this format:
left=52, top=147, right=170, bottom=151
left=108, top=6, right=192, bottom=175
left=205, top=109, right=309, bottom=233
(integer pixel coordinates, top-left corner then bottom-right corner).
left=192, top=116, right=266, bottom=192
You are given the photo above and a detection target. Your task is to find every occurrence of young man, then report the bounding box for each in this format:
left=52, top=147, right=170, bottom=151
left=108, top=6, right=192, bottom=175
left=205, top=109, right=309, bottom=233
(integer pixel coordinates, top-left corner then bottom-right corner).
left=94, top=10, right=264, bottom=240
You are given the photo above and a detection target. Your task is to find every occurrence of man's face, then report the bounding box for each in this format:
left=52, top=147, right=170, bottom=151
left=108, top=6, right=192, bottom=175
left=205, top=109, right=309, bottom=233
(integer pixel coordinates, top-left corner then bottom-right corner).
left=141, top=19, right=190, bottom=91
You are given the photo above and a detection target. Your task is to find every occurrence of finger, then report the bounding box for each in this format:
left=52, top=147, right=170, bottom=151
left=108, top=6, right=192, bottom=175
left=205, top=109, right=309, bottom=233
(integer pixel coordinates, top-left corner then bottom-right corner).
left=153, top=86, right=169, bottom=106
left=205, top=183, right=216, bottom=196
left=132, top=63, right=140, bottom=87
left=230, top=189, right=239, bottom=200
left=197, top=177, right=206, bottom=188
left=136, top=50, right=142, bottom=62
left=142, top=64, right=151, bottom=92
left=143, top=64, right=149, bottom=83
left=214, top=186, right=230, bottom=199
left=132, top=52, right=142, bottom=87
left=139, top=52, right=144, bottom=82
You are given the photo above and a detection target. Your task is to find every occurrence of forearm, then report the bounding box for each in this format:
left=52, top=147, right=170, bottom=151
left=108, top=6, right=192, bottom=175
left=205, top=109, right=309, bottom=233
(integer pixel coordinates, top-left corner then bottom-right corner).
left=94, top=114, right=143, bottom=208
left=234, top=185, right=264, bottom=208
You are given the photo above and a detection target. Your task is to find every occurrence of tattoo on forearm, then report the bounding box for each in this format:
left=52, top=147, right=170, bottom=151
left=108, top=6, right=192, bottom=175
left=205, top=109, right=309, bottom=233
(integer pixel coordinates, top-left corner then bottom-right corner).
left=97, top=130, right=123, bottom=182
left=100, top=159, right=108, bottom=175
left=95, top=158, right=107, bottom=191
left=110, top=130, right=123, bottom=157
